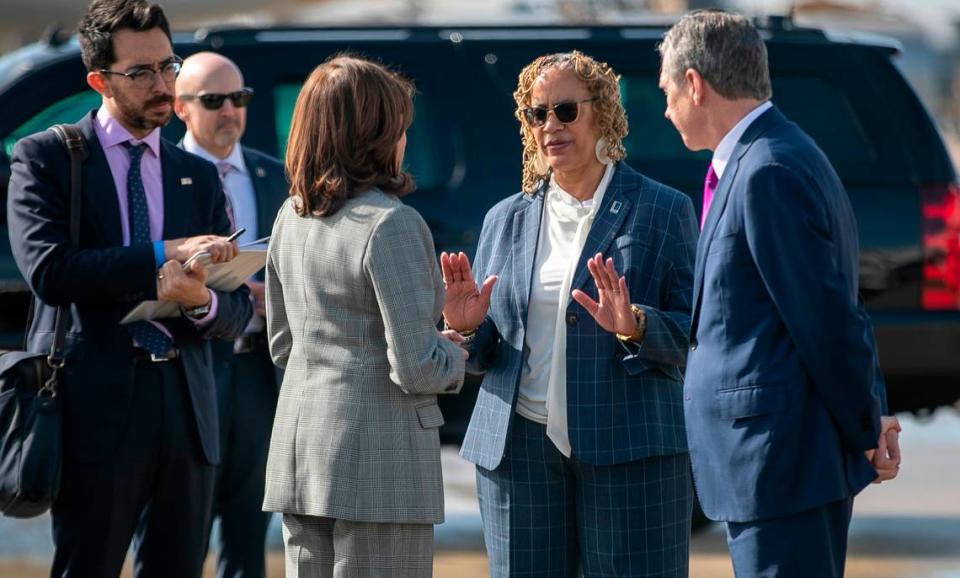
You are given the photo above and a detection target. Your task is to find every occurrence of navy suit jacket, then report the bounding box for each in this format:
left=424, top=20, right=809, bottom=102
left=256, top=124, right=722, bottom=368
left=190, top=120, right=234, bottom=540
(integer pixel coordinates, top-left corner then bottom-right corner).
left=460, top=162, right=699, bottom=470
left=178, top=142, right=289, bottom=393
left=6, top=110, right=252, bottom=465
left=684, top=106, right=886, bottom=523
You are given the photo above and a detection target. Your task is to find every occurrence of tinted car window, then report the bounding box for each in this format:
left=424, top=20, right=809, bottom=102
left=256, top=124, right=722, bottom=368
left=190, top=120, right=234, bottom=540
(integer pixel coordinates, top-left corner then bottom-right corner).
left=273, top=81, right=440, bottom=190
left=2, top=90, right=100, bottom=158
left=620, top=74, right=710, bottom=165
left=771, top=75, right=876, bottom=163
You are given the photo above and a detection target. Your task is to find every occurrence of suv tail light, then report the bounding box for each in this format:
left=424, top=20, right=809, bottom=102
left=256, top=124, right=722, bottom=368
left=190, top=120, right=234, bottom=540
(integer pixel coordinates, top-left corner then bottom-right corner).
left=921, top=182, right=960, bottom=310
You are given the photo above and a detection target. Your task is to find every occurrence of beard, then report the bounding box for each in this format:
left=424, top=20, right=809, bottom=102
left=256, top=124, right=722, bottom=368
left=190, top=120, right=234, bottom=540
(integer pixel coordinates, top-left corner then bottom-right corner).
left=212, top=119, right=243, bottom=149
left=113, top=89, right=174, bottom=132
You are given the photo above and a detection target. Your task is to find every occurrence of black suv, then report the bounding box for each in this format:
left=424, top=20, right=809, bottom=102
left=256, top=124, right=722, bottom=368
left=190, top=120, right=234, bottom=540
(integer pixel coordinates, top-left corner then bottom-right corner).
left=1, top=18, right=958, bottom=442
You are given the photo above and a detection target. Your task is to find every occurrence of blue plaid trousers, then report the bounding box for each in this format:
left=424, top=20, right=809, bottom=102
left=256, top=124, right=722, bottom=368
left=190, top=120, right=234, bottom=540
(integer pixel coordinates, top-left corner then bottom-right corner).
left=477, top=415, right=693, bottom=578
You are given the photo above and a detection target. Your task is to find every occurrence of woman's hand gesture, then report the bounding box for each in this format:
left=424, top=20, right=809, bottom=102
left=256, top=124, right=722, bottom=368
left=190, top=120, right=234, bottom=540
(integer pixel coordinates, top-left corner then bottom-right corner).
left=571, top=253, right=638, bottom=336
left=440, top=251, right=497, bottom=332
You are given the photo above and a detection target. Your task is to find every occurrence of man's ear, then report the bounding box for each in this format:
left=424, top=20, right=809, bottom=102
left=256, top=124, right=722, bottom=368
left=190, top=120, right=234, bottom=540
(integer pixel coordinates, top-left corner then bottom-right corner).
left=685, top=68, right=705, bottom=107
left=87, top=71, right=111, bottom=98
left=173, top=97, right=188, bottom=122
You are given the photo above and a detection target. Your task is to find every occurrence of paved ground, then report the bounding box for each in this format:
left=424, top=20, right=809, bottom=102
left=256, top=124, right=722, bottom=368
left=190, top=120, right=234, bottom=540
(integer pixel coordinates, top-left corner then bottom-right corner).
left=2, top=409, right=958, bottom=577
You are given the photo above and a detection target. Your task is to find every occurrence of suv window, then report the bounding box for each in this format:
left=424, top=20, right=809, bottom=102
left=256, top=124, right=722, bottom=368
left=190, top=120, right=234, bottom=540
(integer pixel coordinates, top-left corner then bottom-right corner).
left=620, top=75, right=710, bottom=164
left=619, top=73, right=876, bottom=167
left=2, top=90, right=100, bottom=158
left=771, top=75, right=876, bottom=163
left=273, top=81, right=440, bottom=191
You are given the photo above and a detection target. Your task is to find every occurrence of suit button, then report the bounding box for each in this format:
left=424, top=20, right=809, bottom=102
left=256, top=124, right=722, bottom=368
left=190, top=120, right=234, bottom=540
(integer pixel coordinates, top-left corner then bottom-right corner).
left=690, top=340, right=698, bottom=351
left=566, top=313, right=577, bottom=327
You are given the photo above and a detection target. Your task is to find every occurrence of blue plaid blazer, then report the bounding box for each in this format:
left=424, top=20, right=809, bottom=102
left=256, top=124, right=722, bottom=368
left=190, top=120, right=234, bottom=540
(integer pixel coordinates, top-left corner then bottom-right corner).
left=460, top=162, right=699, bottom=470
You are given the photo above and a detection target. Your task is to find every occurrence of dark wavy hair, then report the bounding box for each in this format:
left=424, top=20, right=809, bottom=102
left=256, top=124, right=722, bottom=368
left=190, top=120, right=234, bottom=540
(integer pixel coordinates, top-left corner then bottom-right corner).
left=285, top=55, right=415, bottom=217
left=78, top=0, right=171, bottom=71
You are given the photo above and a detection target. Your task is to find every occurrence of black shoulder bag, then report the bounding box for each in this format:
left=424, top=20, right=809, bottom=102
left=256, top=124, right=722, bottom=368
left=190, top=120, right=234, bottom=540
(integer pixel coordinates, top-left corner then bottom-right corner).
left=0, top=123, right=87, bottom=518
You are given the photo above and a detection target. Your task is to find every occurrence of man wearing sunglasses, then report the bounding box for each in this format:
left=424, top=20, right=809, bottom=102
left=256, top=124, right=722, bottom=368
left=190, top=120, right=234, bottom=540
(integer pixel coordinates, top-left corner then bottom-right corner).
left=175, top=51, right=288, bottom=578
left=6, top=1, right=253, bottom=576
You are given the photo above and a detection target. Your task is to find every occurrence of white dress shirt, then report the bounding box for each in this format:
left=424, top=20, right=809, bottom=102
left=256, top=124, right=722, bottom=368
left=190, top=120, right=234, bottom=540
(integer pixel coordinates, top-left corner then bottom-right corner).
left=517, top=162, right=615, bottom=457
left=182, top=132, right=259, bottom=245
left=183, top=133, right=263, bottom=333
left=711, top=101, right=772, bottom=179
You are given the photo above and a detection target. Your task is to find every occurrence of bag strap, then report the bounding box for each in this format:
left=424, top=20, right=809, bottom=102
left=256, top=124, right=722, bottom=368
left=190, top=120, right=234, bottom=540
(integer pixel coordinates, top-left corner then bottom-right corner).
left=43, top=124, right=88, bottom=370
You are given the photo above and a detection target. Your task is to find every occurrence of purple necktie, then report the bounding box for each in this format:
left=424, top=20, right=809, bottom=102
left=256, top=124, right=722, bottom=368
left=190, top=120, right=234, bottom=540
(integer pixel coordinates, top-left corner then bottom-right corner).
left=701, top=164, right=719, bottom=229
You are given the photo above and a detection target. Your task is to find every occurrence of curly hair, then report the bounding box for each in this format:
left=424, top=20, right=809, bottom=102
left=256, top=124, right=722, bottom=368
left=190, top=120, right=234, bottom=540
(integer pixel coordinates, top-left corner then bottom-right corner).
left=514, top=51, right=628, bottom=193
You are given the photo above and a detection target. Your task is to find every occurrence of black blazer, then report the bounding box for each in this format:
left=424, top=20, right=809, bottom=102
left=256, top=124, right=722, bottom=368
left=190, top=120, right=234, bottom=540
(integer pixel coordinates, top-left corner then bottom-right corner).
left=200, top=144, right=288, bottom=394
left=241, top=145, right=289, bottom=250
left=6, top=110, right=252, bottom=465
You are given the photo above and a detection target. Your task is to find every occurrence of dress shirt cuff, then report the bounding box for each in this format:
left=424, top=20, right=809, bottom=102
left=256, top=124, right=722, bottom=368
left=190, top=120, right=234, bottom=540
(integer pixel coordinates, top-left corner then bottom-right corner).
left=188, top=289, right=218, bottom=327
left=153, top=240, right=166, bottom=269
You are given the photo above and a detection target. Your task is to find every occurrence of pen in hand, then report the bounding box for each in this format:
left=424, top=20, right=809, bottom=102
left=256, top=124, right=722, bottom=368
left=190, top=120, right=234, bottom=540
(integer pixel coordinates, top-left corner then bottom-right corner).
left=182, top=228, right=246, bottom=271
left=225, top=227, right=246, bottom=243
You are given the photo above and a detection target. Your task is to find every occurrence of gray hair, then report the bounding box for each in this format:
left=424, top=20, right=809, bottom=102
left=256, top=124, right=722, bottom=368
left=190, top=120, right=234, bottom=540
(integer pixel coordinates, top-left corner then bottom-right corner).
left=658, top=10, right=772, bottom=101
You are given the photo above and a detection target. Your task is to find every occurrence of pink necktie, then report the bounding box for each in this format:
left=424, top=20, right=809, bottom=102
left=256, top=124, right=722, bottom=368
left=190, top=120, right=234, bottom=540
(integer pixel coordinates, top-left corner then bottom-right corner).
left=701, top=164, right=719, bottom=229
left=217, top=161, right=237, bottom=232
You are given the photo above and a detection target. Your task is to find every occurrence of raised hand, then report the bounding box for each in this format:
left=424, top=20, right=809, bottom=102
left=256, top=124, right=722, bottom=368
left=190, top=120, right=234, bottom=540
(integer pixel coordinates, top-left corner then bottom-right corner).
left=571, top=253, right=638, bottom=336
left=440, top=251, right=497, bottom=333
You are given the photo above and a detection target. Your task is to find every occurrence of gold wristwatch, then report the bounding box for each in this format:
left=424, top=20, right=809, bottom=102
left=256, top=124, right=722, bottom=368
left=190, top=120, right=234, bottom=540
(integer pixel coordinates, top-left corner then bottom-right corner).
left=615, top=304, right=647, bottom=344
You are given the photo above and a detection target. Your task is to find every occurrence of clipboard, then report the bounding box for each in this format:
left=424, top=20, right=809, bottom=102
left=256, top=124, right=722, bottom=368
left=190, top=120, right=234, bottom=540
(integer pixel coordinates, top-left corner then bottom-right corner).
left=120, top=243, right=268, bottom=324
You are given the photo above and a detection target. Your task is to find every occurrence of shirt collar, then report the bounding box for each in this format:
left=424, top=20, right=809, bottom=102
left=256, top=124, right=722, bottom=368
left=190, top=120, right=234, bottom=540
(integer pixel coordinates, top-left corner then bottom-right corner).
left=95, top=106, right=161, bottom=158
left=182, top=131, right=248, bottom=175
left=711, top=100, right=773, bottom=179
left=547, top=162, right=615, bottom=215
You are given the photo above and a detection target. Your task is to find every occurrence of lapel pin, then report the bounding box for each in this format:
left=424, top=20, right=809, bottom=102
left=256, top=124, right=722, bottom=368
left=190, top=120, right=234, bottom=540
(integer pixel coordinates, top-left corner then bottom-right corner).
left=180, top=177, right=192, bottom=186
left=255, top=167, right=266, bottom=178
left=610, top=201, right=622, bottom=214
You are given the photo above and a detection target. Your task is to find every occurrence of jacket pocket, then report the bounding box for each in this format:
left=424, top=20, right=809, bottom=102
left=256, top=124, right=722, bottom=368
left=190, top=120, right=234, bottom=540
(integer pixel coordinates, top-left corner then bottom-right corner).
left=415, top=403, right=445, bottom=429
left=715, top=385, right=787, bottom=420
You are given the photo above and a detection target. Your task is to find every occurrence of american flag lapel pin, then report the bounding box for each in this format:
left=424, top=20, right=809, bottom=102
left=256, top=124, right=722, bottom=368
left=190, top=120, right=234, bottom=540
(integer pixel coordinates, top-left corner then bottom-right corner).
left=180, top=177, right=193, bottom=186
left=610, top=200, right=622, bottom=214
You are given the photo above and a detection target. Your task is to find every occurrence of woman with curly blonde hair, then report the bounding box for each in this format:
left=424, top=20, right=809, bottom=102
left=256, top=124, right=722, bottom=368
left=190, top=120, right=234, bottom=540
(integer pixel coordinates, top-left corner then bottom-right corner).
left=441, top=51, right=699, bottom=576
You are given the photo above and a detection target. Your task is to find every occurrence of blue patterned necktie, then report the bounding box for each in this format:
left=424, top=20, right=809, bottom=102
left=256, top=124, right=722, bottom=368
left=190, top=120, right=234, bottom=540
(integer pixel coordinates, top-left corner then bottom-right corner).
left=123, top=141, right=174, bottom=356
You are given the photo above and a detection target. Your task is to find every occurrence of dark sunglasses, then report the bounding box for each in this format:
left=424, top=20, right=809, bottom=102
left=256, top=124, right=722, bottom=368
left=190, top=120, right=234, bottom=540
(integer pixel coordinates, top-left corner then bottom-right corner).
left=522, top=98, right=596, bottom=127
left=179, top=88, right=254, bottom=110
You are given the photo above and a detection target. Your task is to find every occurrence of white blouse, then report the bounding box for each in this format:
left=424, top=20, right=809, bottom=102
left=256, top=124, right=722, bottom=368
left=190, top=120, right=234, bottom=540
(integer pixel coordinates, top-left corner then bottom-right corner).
left=516, top=163, right=615, bottom=457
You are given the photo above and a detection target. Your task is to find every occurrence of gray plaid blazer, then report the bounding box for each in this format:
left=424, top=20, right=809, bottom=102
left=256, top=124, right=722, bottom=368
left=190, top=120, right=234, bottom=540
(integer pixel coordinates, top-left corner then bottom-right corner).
left=263, top=189, right=466, bottom=524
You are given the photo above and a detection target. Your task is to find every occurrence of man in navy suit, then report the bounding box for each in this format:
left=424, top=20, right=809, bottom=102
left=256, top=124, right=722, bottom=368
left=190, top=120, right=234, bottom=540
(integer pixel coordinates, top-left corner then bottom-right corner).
left=175, top=52, right=287, bottom=578
left=657, top=10, right=902, bottom=578
left=6, top=1, right=252, bottom=576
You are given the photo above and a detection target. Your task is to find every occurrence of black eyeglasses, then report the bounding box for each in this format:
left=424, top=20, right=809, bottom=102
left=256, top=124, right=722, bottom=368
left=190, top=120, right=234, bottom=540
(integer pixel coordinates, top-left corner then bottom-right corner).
left=99, top=57, right=182, bottom=88
left=522, top=98, right=596, bottom=127
left=178, top=88, right=255, bottom=110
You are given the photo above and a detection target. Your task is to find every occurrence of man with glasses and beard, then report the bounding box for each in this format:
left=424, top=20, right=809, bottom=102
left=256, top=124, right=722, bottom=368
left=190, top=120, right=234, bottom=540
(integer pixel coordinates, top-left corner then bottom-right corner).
left=6, top=1, right=252, bottom=576
left=175, top=52, right=287, bottom=578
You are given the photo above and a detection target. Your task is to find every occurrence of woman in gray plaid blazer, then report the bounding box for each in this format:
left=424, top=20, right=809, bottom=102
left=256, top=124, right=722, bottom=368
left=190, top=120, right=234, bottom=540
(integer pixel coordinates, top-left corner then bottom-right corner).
left=263, top=56, right=467, bottom=578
